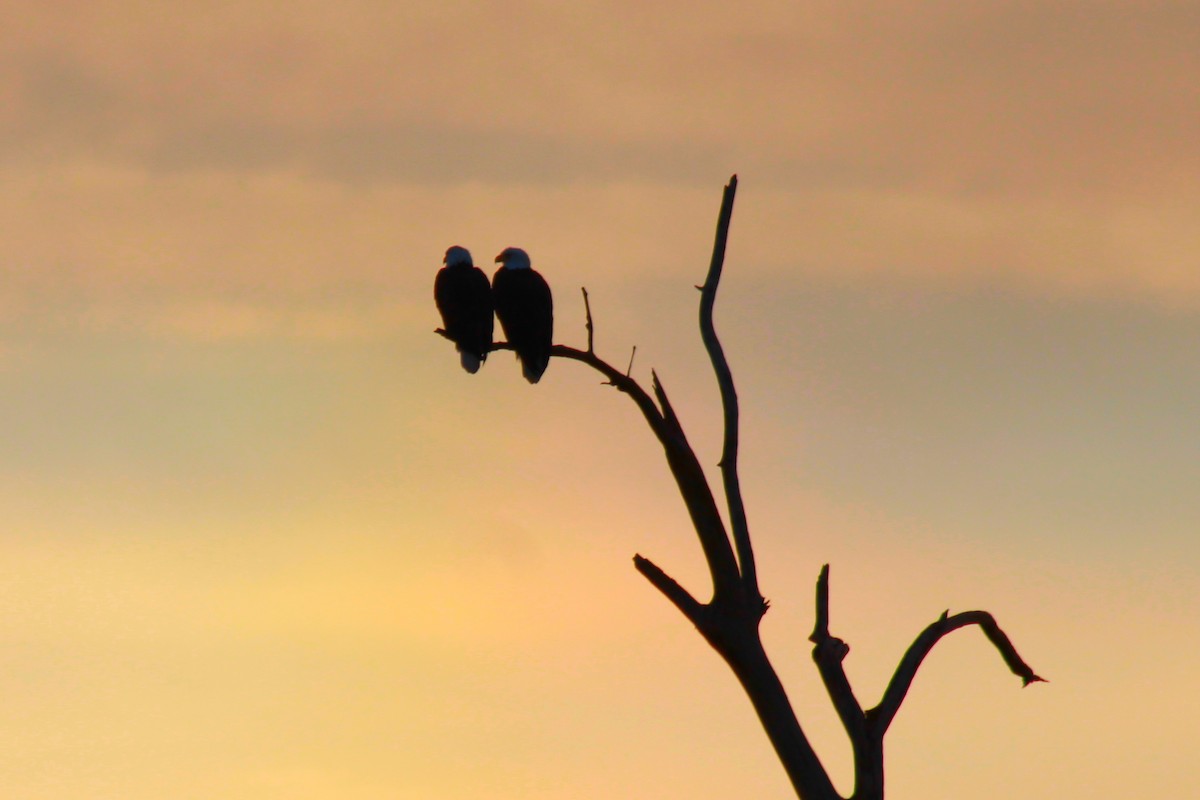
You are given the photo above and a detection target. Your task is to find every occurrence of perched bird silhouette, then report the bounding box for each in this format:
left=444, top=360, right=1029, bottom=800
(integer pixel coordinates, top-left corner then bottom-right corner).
left=493, top=247, right=553, bottom=383
left=434, top=245, right=494, bottom=373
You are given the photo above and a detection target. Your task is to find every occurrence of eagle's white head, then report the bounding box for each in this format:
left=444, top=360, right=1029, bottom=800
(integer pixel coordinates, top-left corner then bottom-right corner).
left=444, top=245, right=473, bottom=267
left=495, top=247, right=531, bottom=270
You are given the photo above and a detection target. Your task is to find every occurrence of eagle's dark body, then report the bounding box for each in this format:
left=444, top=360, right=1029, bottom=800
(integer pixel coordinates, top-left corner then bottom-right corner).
left=493, top=248, right=553, bottom=384
left=435, top=246, right=494, bottom=374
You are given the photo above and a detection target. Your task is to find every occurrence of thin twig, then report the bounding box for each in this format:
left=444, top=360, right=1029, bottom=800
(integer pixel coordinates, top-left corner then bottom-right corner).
left=625, top=345, right=637, bottom=377
left=581, top=286, right=595, bottom=354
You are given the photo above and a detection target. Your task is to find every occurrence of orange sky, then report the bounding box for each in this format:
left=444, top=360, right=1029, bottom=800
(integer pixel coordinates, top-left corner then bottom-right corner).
left=2, top=2, right=1198, bottom=798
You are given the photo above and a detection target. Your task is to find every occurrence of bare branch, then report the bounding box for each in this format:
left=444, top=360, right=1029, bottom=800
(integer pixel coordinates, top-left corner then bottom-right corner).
left=633, top=554, right=704, bottom=623
left=698, top=175, right=760, bottom=605
left=437, top=326, right=654, bottom=423
left=625, top=345, right=637, bottom=377
left=869, top=610, right=1046, bottom=737
left=647, top=369, right=742, bottom=602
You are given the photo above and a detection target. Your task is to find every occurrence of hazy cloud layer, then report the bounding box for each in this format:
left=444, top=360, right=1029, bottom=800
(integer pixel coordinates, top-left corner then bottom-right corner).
left=2, top=1, right=1197, bottom=331
left=6, top=2, right=1195, bottom=192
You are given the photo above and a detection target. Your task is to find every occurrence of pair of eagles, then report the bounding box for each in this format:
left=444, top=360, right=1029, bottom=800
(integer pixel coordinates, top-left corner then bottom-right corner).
left=435, top=246, right=554, bottom=383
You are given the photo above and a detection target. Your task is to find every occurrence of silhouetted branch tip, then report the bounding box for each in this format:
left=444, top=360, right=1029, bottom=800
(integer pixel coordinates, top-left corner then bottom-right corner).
left=975, top=612, right=1046, bottom=686
left=650, top=370, right=681, bottom=430
left=810, top=564, right=832, bottom=643
left=633, top=554, right=703, bottom=621
left=625, top=345, right=637, bottom=377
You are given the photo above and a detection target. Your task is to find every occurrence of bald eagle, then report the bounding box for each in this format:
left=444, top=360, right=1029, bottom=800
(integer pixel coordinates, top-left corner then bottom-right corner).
left=493, top=247, right=553, bottom=383
left=435, top=245, right=494, bottom=374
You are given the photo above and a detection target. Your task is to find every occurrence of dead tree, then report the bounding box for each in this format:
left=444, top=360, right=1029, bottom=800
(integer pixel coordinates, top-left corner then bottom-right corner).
left=437, top=176, right=1043, bottom=800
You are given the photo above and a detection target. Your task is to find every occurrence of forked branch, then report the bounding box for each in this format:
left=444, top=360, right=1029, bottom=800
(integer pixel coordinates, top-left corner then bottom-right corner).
left=808, top=564, right=1043, bottom=799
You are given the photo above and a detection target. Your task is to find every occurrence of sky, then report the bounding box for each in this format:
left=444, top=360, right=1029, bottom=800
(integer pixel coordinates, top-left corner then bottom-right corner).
left=1, top=1, right=1197, bottom=797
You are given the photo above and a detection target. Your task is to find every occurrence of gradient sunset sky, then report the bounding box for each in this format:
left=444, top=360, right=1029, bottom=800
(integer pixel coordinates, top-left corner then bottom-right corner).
left=2, top=2, right=1198, bottom=798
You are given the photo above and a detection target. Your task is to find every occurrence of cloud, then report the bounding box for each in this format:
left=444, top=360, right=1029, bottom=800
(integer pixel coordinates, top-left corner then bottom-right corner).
left=1, top=49, right=727, bottom=185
